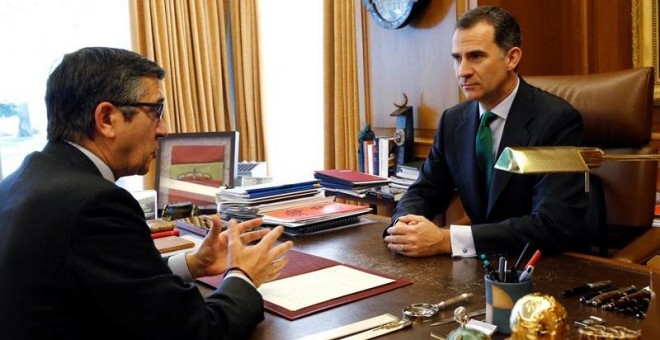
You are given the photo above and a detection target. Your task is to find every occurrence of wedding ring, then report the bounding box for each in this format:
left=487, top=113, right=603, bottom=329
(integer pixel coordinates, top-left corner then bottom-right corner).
left=399, top=244, right=404, bottom=252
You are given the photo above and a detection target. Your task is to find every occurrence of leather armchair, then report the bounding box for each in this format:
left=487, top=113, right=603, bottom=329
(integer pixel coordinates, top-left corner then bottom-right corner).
left=525, top=68, right=658, bottom=262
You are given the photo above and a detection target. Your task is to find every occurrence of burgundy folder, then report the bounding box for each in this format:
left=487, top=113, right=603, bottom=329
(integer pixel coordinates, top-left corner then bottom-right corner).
left=196, top=250, right=412, bottom=320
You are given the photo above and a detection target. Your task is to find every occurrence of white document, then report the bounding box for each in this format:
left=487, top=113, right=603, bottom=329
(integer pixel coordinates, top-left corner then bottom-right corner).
left=258, top=265, right=394, bottom=311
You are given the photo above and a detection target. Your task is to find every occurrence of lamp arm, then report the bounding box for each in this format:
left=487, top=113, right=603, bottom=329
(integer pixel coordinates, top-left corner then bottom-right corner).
left=602, top=154, right=660, bottom=161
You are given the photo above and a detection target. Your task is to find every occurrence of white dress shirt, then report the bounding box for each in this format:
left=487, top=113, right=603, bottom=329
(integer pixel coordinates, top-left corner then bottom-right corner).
left=450, top=78, right=520, bottom=257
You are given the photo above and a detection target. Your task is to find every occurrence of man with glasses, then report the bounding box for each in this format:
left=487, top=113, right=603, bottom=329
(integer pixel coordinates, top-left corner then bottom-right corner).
left=0, top=47, right=292, bottom=340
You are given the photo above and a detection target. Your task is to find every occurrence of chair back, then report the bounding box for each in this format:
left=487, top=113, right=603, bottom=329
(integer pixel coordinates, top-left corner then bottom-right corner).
left=526, top=68, right=656, bottom=254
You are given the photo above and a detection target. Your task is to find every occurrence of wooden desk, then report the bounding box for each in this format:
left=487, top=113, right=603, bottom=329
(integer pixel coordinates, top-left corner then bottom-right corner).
left=197, top=216, right=651, bottom=339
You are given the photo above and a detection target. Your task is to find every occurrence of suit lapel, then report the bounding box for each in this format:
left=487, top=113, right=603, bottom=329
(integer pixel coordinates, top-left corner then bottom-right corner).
left=488, top=80, right=533, bottom=213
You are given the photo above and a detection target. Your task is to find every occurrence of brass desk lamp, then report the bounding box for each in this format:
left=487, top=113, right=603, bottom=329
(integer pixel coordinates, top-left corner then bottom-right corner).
left=494, top=146, right=660, bottom=192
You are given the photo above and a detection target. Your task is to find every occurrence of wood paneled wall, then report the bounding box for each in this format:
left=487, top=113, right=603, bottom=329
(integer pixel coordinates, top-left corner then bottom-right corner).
left=359, top=0, right=660, bottom=160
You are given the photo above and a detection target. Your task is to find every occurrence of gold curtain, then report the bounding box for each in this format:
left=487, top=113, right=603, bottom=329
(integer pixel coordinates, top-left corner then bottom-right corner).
left=229, top=0, right=265, bottom=161
left=323, top=0, right=361, bottom=170
left=130, top=0, right=264, bottom=188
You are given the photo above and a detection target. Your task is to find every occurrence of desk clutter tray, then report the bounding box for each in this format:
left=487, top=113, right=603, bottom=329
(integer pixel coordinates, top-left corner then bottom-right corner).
left=175, top=215, right=215, bottom=236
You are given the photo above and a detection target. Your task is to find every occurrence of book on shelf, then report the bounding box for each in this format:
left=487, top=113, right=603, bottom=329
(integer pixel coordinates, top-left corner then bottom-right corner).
left=397, top=160, right=424, bottom=174
left=365, top=141, right=375, bottom=175
left=376, top=137, right=397, bottom=179
left=314, top=169, right=390, bottom=187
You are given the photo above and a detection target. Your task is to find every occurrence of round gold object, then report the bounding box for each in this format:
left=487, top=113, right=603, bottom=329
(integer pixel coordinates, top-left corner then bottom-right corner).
left=509, top=293, right=569, bottom=339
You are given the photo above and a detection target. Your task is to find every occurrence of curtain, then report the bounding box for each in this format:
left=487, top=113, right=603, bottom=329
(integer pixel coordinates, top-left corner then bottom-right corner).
left=130, top=0, right=264, bottom=188
left=229, top=0, right=265, bottom=161
left=323, top=0, right=361, bottom=170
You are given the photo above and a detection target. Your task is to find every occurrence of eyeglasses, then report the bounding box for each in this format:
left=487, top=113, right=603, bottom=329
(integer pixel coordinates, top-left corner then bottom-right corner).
left=111, top=101, right=164, bottom=121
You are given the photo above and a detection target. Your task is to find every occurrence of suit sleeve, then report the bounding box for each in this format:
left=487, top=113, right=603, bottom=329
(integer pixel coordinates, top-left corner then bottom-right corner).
left=66, top=187, right=263, bottom=340
left=388, top=110, right=458, bottom=228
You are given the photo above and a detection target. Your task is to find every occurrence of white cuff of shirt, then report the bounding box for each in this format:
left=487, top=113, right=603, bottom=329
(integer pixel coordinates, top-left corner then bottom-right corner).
left=167, top=251, right=194, bottom=282
left=450, top=224, right=477, bottom=258
left=168, top=252, right=254, bottom=288
left=225, top=271, right=255, bottom=288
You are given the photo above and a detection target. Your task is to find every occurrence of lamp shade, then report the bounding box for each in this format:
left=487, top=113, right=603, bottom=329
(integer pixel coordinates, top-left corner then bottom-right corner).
left=494, top=147, right=660, bottom=174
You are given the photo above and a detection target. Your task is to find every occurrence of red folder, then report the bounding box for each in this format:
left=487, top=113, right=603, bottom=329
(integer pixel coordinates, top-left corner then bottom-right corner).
left=196, top=250, right=412, bottom=320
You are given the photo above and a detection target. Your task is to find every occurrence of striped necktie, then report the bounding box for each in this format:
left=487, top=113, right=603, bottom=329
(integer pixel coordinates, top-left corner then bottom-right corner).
left=476, top=111, right=496, bottom=191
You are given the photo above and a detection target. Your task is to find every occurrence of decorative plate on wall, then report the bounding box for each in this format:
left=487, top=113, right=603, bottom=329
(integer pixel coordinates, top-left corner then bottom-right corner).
left=362, top=0, right=427, bottom=29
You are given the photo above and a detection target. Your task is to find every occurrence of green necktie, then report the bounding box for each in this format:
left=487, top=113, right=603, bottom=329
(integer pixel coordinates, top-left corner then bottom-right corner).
left=476, top=111, right=496, bottom=191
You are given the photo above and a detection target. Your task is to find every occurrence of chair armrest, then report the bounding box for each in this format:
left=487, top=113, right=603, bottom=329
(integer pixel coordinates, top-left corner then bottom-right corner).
left=612, top=228, right=660, bottom=264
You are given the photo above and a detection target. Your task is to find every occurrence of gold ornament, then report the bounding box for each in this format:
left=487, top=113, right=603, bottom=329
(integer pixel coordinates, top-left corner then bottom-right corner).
left=509, top=293, right=569, bottom=339
left=578, top=325, right=641, bottom=339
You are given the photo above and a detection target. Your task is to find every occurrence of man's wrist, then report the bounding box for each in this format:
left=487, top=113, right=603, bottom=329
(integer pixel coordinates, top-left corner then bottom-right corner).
left=224, top=266, right=253, bottom=282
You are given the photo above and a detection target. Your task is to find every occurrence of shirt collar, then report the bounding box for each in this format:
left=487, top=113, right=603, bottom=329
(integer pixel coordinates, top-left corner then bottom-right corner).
left=479, top=76, right=520, bottom=120
left=66, top=141, right=116, bottom=182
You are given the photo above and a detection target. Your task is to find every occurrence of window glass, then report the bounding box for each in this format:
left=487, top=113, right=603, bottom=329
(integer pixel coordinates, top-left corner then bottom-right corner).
left=257, top=0, right=324, bottom=182
left=0, top=0, right=131, bottom=182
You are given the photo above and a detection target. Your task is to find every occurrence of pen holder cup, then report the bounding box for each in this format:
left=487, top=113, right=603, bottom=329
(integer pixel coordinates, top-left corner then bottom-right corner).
left=484, top=273, right=533, bottom=334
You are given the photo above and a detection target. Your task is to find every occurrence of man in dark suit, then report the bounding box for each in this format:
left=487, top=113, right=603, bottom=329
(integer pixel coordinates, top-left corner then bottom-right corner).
left=384, top=6, right=587, bottom=257
left=0, top=47, right=292, bottom=340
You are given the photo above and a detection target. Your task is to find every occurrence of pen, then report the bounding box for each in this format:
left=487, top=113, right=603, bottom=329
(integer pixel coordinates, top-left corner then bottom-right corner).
left=503, top=260, right=509, bottom=282
left=602, top=286, right=651, bottom=310
left=479, top=254, right=500, bottom=281
left=518, top=249, right=541, bottom=282
left=562, top=280, right=612, bottom=296
left=436, top=292, right=474, bottom=310
left=511, top=242, right=531, bottom=280
left=586, top=285, right=637, bottom=306
left=482, top=260, right=499, bottom=281
left=518, top=266, right=534, bottom=282
left=498, top=257, right=506, bottom=283
left=579, top=286, right=618, bottom=303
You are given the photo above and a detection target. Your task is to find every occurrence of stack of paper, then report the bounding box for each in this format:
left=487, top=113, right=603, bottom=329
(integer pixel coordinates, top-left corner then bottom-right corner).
left=261, top=201, right=372, bottom=235
left=216, top=180, right=327, bottom=219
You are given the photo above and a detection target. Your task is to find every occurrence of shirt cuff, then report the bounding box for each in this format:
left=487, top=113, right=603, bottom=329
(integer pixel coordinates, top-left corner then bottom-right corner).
left=225, top=270, right=255, bottom=288
left=167, top=252, right=194, bottom=282
left=450, top=224, right=477, bottom=258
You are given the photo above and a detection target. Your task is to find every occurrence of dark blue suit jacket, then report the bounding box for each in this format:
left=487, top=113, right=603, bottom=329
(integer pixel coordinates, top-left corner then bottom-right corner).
left=391, top=78, right=588, bottom=254
left=0, top=141, right=263, bottom=340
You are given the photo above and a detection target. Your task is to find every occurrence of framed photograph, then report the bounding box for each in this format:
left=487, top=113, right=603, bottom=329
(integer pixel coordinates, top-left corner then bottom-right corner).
left=155, top=132, right=239, bottom=209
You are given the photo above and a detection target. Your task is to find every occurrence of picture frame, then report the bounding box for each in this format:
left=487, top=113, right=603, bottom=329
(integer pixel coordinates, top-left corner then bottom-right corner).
left=632, top=0, right=660, bottom=104
left=155, top=131, right=239, bottom=209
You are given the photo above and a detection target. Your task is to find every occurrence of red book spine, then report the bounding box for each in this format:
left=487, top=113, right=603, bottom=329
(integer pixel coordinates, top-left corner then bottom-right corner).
left=151, top=229, right=180, bottom=239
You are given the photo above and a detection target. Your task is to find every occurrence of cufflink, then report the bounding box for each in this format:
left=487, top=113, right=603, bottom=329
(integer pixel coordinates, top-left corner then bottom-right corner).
left=462, top=248, right=468, bottom=254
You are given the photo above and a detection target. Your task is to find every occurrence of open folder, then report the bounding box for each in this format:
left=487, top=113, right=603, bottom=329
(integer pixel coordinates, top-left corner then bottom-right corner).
left=196, top=250, right=412, bottom=320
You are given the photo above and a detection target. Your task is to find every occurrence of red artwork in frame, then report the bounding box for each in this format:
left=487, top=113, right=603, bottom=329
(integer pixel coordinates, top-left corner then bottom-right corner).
left=155, top=132, right=239, bottom=209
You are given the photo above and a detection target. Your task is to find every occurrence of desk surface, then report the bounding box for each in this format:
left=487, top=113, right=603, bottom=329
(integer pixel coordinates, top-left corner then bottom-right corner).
left=197, top=216, right=651, bottom=339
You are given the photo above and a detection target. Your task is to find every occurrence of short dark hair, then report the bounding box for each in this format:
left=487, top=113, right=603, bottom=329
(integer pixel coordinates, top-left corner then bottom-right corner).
left=45, top=47, right=166, bottom=142
left=456, top=6, right=521, bottom=53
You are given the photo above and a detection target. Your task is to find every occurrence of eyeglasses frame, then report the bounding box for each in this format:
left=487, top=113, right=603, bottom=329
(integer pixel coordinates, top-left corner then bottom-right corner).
left=111, top=101, right=164, bottom=121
